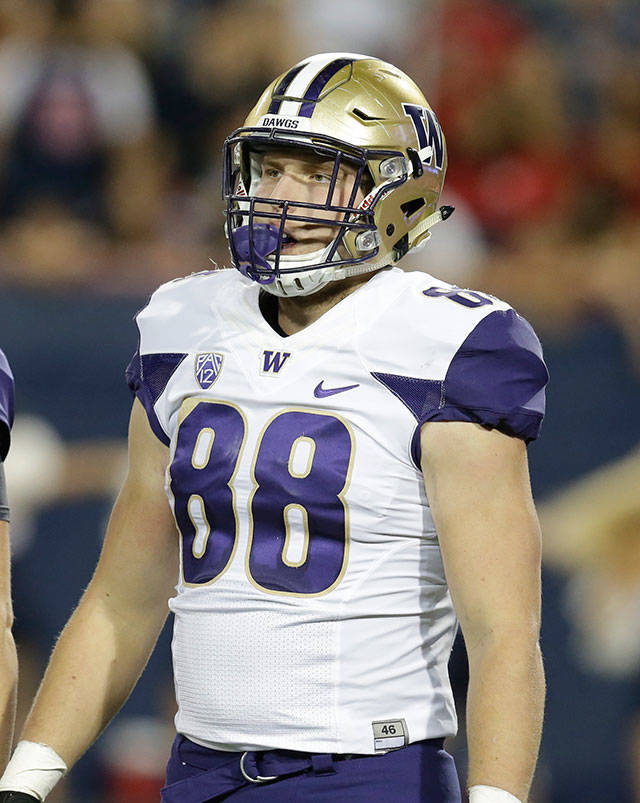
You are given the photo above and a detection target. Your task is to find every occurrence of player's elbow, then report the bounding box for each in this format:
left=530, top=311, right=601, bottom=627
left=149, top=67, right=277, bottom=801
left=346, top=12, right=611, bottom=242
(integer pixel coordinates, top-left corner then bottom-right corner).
left=0, top=602, right=17, bottom=676
left=465, top=617, right=542, bottom=664
left=0, top=597, right=14, bottom=634
left=460, top=587, right=541, bottom=650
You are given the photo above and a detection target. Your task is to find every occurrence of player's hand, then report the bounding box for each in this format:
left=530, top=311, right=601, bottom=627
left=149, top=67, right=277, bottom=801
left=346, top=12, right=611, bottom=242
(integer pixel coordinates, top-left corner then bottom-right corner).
left=0, top=793, right=41, bottom=802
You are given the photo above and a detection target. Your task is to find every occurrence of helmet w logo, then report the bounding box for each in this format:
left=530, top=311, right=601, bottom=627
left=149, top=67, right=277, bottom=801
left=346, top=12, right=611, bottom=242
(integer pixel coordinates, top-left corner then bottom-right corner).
left=402, top=104, right=445, bottom=170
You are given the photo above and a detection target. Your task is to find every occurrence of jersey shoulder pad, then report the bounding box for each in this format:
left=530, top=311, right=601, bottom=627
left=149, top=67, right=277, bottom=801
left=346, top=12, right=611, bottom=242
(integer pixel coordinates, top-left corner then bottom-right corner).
left=124, top=269, right=240, bottom=445
left=424, top=301, right=548, bottom=443
left=363, top=272, right=548, bottom=444
left=360, top=270, right=511, bottom=379
left=134, top=268, right=237, bottom=350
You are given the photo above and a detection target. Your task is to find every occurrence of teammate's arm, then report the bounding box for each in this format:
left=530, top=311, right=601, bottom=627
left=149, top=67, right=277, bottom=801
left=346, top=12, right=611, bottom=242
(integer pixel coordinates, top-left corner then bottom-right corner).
left=7, top=399, right=177, bottom=780
left=0, top=511, right=18, bottom=771
left=421, top=421, right=544, bottom=803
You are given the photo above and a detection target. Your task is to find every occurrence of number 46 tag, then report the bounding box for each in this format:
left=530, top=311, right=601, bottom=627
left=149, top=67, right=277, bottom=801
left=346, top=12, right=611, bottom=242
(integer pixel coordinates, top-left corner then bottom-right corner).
left=372, top=718, right=409, bottom=752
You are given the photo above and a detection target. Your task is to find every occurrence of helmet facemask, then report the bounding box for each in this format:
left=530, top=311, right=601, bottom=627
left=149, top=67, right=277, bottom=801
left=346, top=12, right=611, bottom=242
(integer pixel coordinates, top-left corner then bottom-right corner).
left=223, top=130, right=403, bottom=297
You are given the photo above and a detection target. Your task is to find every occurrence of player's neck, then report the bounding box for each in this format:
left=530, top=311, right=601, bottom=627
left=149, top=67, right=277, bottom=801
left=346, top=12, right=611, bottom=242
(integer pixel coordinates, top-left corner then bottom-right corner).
left=276, top=271, right=380, bottom=335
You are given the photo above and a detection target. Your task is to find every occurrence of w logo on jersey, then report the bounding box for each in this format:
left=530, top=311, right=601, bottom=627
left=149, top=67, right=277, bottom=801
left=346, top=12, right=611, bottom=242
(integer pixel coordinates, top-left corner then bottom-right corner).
left=402, top=103, right=445, bottom=170
left=195, top=352, right=223, bottom=389
left=262, top=350, right=291, bottom=374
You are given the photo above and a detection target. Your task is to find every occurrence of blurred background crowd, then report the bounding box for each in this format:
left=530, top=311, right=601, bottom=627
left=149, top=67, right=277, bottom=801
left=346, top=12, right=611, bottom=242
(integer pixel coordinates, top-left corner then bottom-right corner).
left=0, top=0, right=639, bottom=800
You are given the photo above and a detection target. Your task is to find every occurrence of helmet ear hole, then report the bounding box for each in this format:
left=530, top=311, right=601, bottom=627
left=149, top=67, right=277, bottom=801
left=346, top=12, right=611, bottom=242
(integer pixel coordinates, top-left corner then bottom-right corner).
left=400, top=197, right=426, bottom=222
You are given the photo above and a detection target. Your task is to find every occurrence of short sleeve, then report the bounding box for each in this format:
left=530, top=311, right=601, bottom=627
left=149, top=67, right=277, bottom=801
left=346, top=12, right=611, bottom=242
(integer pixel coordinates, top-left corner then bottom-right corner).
left=423, top=309, right=548, bottom=443
left=125, top=343, right=186, bottom=446
left=0, top=349, right=15, bottom=461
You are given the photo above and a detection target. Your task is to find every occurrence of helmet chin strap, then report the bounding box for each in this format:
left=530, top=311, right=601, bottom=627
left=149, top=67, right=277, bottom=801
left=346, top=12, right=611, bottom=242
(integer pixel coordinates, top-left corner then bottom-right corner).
left=260, top=205, right=455, bottom=297
left=242, top=203, right=455, bottom=298
left=407, top=205, right=455, bottom=251
left=261, top=244, right=339, bottom=297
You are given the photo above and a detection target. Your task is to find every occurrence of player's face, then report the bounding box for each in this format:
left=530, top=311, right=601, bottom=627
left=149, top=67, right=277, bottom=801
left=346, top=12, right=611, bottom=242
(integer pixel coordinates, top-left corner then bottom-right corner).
left=253, top=150, right=365, bottom=255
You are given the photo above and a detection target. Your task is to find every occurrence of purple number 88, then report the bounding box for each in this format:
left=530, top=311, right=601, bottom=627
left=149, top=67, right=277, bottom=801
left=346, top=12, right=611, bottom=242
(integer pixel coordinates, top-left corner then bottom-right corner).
left=170, top=401, right=353, bottom=595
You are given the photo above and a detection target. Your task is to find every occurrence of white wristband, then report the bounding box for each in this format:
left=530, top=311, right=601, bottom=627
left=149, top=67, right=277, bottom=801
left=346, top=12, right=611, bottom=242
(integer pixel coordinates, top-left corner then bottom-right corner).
left=469, top=785, right=523, bottom=803
left=0, top=740, right=67, bottom=801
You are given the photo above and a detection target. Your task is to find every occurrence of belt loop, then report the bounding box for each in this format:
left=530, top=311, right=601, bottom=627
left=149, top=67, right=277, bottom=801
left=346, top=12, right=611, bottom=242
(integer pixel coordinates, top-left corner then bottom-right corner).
left=310, top=754, right=336, bottom=775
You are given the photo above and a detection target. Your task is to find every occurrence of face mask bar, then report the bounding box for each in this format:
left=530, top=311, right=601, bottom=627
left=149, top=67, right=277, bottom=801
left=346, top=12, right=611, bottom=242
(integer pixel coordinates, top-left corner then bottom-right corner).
left=231, top=198, right=373, bottom=283
left=222, top=128, right=408, bottom=283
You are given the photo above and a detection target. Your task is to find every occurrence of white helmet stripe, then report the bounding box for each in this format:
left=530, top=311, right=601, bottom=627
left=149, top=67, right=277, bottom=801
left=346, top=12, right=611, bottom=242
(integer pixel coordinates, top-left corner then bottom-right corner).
left=278, top=53, right=369, bottom=117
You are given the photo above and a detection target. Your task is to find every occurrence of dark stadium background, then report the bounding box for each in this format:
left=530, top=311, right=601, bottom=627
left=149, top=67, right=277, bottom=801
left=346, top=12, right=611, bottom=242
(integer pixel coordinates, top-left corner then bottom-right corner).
left=1, top=1, right=639, bottom=800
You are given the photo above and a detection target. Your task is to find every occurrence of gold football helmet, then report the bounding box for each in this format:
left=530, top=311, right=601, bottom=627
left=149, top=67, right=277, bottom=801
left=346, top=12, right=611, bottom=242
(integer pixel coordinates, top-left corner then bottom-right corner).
left=223, top=52, right=452, bottom=296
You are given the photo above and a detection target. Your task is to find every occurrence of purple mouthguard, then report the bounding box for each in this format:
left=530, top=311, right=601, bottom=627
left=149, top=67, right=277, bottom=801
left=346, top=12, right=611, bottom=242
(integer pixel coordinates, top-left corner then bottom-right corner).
left=232, top=224, right=280, bottom=284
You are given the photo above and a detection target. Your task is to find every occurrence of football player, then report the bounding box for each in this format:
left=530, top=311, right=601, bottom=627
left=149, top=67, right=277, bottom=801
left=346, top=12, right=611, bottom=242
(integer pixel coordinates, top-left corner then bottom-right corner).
left=0, top=54, right=547, bottom=802
left=0, top=350, right=17, bottom=771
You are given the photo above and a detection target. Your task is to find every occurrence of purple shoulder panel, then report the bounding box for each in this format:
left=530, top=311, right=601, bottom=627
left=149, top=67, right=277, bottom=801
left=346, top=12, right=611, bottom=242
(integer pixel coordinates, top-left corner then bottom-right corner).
left=126, top=349, right=187, bottom=446
left=372, top=310, right=548, bottom=469
left=371, top=373, right=442, bottom=470
left=371, top=373, right=443, bottom=420
left=0, top=349, right=15, bottom=460
left=423, top=309, right=548, bottom=442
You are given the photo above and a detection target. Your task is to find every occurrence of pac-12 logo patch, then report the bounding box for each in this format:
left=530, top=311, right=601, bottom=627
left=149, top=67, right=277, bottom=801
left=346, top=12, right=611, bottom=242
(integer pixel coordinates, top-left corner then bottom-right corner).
left=195, top=352, right=223, bottom=389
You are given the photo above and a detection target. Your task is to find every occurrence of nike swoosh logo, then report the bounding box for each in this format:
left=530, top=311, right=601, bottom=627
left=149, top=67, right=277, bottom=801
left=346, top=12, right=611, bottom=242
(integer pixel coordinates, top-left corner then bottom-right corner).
left=314, top=381, right=360, bottom=398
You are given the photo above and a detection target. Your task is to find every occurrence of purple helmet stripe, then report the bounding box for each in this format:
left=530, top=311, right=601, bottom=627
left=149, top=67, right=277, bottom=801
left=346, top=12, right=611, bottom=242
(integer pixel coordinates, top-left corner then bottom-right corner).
left=298, top=58, right=353, bottom=118
left=267, top=63, right=306, bottom=114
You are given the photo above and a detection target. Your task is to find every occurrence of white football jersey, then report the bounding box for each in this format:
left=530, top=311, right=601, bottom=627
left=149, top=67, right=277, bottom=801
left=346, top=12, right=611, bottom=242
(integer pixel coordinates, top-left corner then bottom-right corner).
left=127, top=266, right=547, bottom=754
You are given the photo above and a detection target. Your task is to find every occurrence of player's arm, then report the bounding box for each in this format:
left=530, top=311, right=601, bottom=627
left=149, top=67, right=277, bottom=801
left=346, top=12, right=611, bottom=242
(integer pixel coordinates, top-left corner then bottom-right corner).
left=0, top=354, right=17, bottom=772
left=421, top=421, right=544, bottom=803
left=0, top=399, right=177, bottom=799
left=0, top=508, right=18, bottom=771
